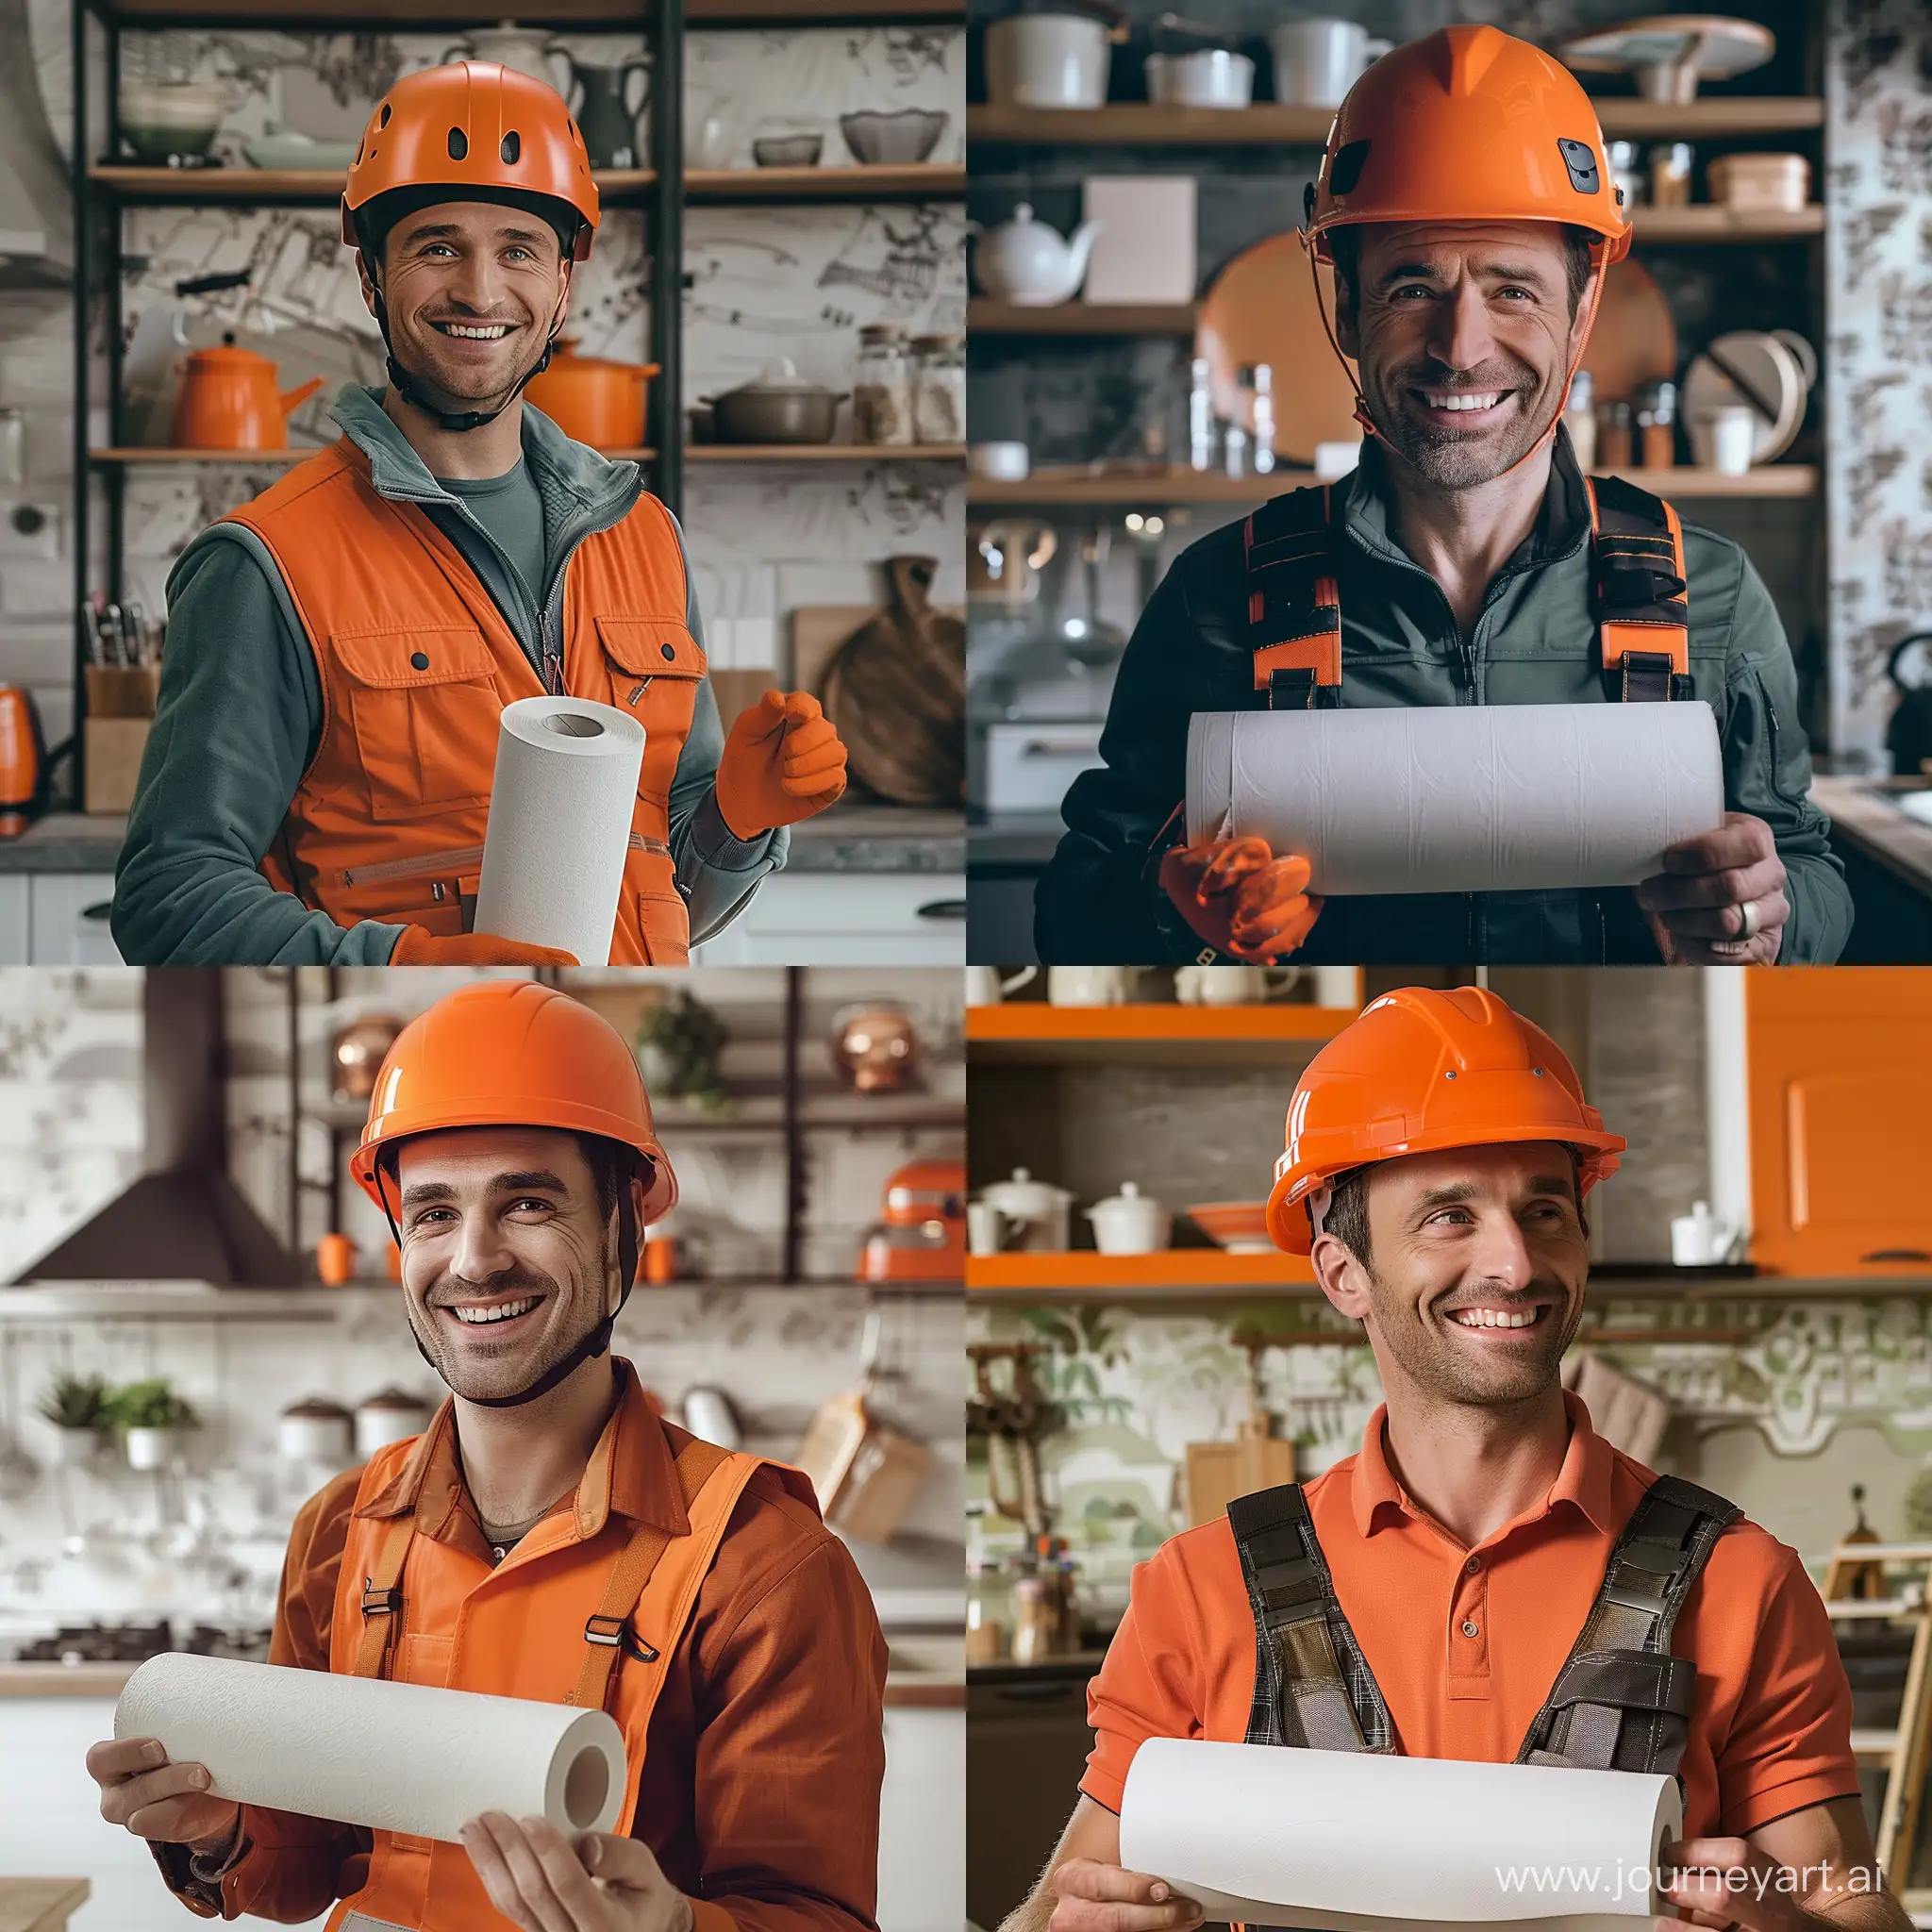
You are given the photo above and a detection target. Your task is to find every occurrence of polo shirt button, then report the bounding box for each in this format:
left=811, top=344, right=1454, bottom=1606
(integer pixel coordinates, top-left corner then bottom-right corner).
left=410, top=651, right=430, bottom=670
left=1461, top=1619, right=1480, bottom=1638
left=1465, top=1557, right=1481, bottom=1574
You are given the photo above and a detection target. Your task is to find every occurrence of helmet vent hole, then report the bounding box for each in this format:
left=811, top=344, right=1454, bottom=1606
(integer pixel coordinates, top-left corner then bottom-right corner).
left=448, top=125, right=469, bottom=160
left=378, top=102, right=391, bottom=128
left=501, top=129, right=521, bottom=164
left=1328, top=140, right=1370, bottom=197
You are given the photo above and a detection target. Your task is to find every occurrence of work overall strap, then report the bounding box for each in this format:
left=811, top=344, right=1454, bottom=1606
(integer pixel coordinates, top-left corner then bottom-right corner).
left=1243, top=487, right=1343, bottom=711
left=1229, top=1484, right=1394, bottom=1751
left=1586, top=474, right=1694, bottom=702
left=1516, top=1473, right=1740, bottom=1777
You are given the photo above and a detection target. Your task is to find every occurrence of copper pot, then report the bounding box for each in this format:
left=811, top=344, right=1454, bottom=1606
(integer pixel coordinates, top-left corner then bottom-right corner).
left=331, top=1012, right=404, bottom=1102
left=832, top=1002, right=920, bottom=1093
left=524, top=338, right=659, bottom=449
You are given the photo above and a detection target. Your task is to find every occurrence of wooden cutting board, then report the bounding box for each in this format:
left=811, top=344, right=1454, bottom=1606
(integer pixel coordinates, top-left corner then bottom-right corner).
left=1186, top=1427, right=1297, bottom=1527
left=790, top=606, right=877, bottom=698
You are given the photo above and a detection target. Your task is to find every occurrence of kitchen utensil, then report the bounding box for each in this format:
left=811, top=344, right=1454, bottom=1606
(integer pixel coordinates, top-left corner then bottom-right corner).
left=967, top=1201, right=1014, bottom=1255
left=970, top=519, right=1058, bottom=605
left=859, top=1158, right=967, bottom=1283
left=985, top=9, right=1124, bottom=109
left=564, top=55, right=648, bottom=169
left=966, top=964, right=1039, bottom=1004
left=355, top=1388, right=433, bottom=1458
left=278, top=1398, right=354, bottom=1462
left=977, top=1168, right=1075, bottom=1250
left=1707, top=152, right=1809, bottom=214
left=315, top=1232, right=359, bottom=1286
left=972, top=203, right=1101, bottom=307
left=1087, top=1182, right=1172, bottom=1255
left=331, top=1012, right=404, bottom=1101
left=1174, top=965, right=1298, bottom=1004
left=1047, top=964, right=1137, bottom=1006
left=1082, top=175, right=1195, bottom=305
left=970, top=440, right=1031, bottom=481
left=752, top=132, right=824, bottom=168
left=524, top=338, right=658, bottom=448
left=840, top=108, right=949, bottom=164
left=1707, top=404, right=1757, bottom=475
left=832, top=1001, right=920, bottom=1092
left=1670, top=1198, right=1739, bottom=1265
left=119, top=81, right=227, bottom=162
left=795, top=1308, right=933, bottom=1541
left=1048, top=526, right=1125, bottom=668
left=704, top=360, right=845, bottom=443
left=1144, top=49, right=1253, bottom=107
left=442, top=23, right=567, bottom=89
left=681, top=1386, right=742, bottom=1450
left=1267, top=19, right=1391, bottom=108
left=240, top=128, right=356, bottom=171
left=171, top=335, right=325, bottom=451
left=1555, top=14, right=1774, bottom=104
left=1885, top=635, right=1932, bottom=779
left=1186, top=1201, right=1273, bottom=1252
left=1195, top=233, right=1358, bottom=459
left=0, top=686, right=42, bottom=837
left=1683, top=330, right=1805, bottom=464
left=1577, top=256, right=1678, bottom=405
left=819, top=556, right=966, bottom=808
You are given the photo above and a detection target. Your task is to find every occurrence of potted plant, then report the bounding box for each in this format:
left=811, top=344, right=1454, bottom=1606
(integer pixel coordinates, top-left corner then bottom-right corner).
left=103, top=1378, right=201, bottom=1471
left=35, top=1373, right=109, bottom=1465
left=637, top=989, right=734, bottom=1116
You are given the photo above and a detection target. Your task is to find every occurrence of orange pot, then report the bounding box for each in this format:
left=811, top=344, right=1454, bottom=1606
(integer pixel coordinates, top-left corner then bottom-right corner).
left=0, top=686, right=42, bottom=837
left=316, top=1231, right=359, bottom=1286
left=171, top=335, right=325, bottom=451
left=525, top=338, right=659, bottom=449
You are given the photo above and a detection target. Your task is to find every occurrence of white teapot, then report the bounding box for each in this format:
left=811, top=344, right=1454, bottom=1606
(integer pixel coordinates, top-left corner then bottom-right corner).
left=973, top=203, right=1102, bottom=307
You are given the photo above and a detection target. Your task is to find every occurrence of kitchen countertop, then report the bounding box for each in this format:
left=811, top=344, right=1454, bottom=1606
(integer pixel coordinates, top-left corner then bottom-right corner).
left=782, top=804, right=963, bottom=874
left=0, top=1879, right=89, bottom=1932
left=0, top=813, right=125, bottom=874
left=969, top=810, right=1065, bottom=869
left=1815, top=777, right=1932, bottom=897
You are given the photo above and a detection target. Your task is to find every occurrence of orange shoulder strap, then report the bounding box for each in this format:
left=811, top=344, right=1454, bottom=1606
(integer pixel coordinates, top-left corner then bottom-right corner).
left=1583, top=473, right=1691, bottom=698
left=1243, top=484, right=1342, bottom=708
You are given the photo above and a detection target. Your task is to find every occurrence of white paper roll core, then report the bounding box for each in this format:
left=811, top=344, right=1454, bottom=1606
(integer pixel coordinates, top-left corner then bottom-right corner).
left=1185, top=702, right=1724, bottom=897
left=115, top=1652, right=626, bottom=1843
left=1121, top=1739, right=1681, bottom=1932
left=474, top=695, right=647, bottom=967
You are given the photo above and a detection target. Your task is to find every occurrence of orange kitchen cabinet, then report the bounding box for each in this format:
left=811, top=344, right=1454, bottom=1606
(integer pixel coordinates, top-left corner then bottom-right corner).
left=1746, top=969, right=1932, bottom=1277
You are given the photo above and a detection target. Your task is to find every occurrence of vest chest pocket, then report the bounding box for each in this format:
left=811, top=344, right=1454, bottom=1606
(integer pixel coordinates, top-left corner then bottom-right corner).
left=331, top=626, right=504, bottom=824
left=593, top=618, right=708, bottom=809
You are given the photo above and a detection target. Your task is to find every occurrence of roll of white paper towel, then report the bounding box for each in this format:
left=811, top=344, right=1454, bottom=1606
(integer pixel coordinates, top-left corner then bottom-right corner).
left=1119, top=1739, right=1681, bottom=1932
left=474, top=696, right=647, bottom=967
left=1185, top=702, right=1724, bottom=896
left=115, top=1652, right=626, bottom=1843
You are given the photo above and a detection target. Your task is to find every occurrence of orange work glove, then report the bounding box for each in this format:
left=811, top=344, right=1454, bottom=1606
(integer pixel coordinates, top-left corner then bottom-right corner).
left=1158, top=838, right=1322, bottom=962
left=716, top=689, right=848, bottom=840
left=391, top=928, right=579, bottom=967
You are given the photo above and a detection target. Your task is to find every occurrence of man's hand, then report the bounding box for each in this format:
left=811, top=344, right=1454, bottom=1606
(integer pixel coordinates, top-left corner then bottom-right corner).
left=461, top=1812, right=694, bottom=1932
left=716, top=690, right=848, bottom=839
left=87, top=1735, right=242, bottom=1853
left=1048, top=1857, right=1204, bottom=1932
left=1636, top=813, right=1788, bottom=964
left=1158, top=838, right=1322, bottom=961
left=391, top=929, right=580, bottom=967
left=1657, top=1834, right=1814, bottom=1932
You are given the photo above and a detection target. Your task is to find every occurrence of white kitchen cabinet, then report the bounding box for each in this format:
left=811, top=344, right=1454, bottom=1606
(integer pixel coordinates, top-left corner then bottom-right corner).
left=878, top=1704, right=966, bottom=1932
left=695, top=874, right=967, bottom=965
left=0, top=875, right=28, bottom=963
left=28, top=875, right=123, bottom=964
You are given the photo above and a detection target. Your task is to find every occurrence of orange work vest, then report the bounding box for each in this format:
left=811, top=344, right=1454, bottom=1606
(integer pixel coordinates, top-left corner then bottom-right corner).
left=225, top=438, right=707, bottom=965
left=321, top=1408, right=802, bottom=1932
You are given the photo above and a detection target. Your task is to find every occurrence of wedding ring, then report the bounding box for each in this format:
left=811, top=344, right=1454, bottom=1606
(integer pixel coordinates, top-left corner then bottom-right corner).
left=1736, top=899, right=1759, bottom=942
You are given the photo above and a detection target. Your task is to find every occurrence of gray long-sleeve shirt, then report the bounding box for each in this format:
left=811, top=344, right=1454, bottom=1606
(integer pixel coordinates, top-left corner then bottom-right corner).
left=112, top=385, right=786, bottom=964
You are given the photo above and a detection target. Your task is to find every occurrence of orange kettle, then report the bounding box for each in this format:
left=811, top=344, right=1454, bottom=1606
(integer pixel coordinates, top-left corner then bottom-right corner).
left=171, top=334, right=326, bottom=451
left=0, top=686, right=42, bottom=838
left=524, top=338, right=659, bottom=450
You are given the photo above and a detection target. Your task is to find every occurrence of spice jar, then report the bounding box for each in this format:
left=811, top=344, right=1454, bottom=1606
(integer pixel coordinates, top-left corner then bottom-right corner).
left=1633, top=378, right=1677, bottom=470
left=1564, top=369, right=1596, bottom=470
left=1597, top=398, right=1634, bottom=470
left=1648, top=142, right=1693, bottom=208
left=853, top=324, right=912, bottom=445
left=908, top=331, right=964, bottom=444
left=1012, top=1574, right=1058, bottom=1664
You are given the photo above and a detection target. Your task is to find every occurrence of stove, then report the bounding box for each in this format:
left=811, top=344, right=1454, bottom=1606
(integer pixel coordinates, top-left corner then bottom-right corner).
left=15, top=1620, right=272, bottom=1664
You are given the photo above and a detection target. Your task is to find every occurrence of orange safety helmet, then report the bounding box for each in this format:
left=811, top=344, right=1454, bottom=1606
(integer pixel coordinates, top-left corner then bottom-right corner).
left=350, top=980, right=675, bottom=1224
left=1265, top=987, right=1624, bottom=1257
left=341, top=60, right=599, bottom=263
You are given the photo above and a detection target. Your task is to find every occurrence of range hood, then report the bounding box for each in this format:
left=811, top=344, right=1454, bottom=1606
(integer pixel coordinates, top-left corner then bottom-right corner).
left=11, top=972, right=298, bottom=1287
left=0, top=0, right=73, bottom=287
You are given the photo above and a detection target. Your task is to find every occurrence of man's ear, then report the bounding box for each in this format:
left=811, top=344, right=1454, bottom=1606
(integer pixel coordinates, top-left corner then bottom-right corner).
left=1309, top=1229, right=1373, bottom=1324
left=356, top=249, right=380, bottom=320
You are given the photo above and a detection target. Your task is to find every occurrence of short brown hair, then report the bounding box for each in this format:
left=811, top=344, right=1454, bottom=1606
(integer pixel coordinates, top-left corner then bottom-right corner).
left=1318, top=1152, right=1587, bottom=1267
left=1325, top=223, right=1594, bottom=321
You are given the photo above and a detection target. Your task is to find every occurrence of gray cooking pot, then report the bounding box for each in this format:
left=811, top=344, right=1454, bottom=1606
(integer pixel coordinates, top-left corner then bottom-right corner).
left=703, top=366, right=848, bottom=444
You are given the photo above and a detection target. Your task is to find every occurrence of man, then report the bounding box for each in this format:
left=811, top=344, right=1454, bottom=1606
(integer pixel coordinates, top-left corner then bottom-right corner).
left=89, top=981, right=887, bottom=1932
left=1039, top=25, right=1849, bottom=967
left=1005, top=988, right=1899, bottom=1932
left=114, top=61, right=848, bottom=967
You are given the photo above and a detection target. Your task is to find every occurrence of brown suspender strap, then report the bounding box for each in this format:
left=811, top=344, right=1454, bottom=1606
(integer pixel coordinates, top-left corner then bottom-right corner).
left=567, top=1436, right=733, bottom=1714
left=1584, top=475, right=1692, bottom=699
left=1243, top=487, right=1343, bottom=708
left=353, top=1511, right=419, bottom=1680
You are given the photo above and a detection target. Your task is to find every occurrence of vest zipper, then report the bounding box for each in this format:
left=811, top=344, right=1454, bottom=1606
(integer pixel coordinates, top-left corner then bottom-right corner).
left=541, top=607, right=563, bottom=695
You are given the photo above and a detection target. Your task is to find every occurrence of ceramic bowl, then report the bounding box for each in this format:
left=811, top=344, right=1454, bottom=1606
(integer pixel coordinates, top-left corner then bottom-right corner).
left=120, top=81, right=227, bottom=162
left=1186, top=1201, right=1274, bottom=1252
left=753, top=132, right=824, bottom=168
left=840, top=108, right=948, bottom=165
left=242, top=132, right=358, bottom=171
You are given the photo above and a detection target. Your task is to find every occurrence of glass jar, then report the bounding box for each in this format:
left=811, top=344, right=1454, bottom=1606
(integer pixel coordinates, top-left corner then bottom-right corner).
left=1634, top=379, right=1677, bottom=470
left=1648, top=142, right=1693, bottom=208
left=853, top=324, right=912, bottom=445
left=908, top=332, right=964, bottom=444
left=1564, top=369, right=1597, bottom=470
left=1607, top=139, right=1643, bottom=209
left=1597, top=397, right=1634, bottom=470
left=1012, top=1574, right=1058, bottom=1665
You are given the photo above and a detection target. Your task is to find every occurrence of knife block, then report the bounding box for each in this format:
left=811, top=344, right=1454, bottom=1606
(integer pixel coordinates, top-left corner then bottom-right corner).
left=84, top=665, right=161, bottom=815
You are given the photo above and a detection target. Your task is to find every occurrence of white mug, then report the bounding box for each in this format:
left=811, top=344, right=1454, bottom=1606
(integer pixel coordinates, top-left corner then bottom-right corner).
left=1708, top=405, right=1757, bottom=476
left=1268, top=19, right=1392, bottom=108
left=1174, top=965, right=1300, bottom=1005
left=1047, top=965, right=1138, bottom=1006
left=1672, top=1201, right=1740, bottom=1266
left=967, top=1202, right=1014, bottom=1257
left=986, top=12, right=1112, bottom=108
left=966, top=964, right=1039, bottom=1006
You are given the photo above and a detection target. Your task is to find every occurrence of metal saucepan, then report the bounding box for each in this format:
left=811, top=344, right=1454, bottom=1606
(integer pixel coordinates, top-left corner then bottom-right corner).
left=702, top=368, right=849, bottom=444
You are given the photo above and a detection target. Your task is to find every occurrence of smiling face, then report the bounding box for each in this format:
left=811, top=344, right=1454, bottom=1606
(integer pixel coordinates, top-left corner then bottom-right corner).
left=1333, top=220, right=1594, bottom=490
left=1316, top=1141, right=1590, bottom=1409
left=361, top=200, right=571, bottom=413
left=393, top=1126, right=618, bottom=1405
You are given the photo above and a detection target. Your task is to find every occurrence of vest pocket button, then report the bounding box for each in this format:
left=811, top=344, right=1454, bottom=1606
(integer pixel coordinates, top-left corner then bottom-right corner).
left=660, top=642, right=676, bottom=660
left=410, top=651, right=430, bottom=670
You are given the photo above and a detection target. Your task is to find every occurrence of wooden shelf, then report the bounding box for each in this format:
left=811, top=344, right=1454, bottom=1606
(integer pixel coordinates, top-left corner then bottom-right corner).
left=92, top=443, right=961, bottom=466
left=969, top=1251, right=1318, bottom=1297
left=1634, top=203, right=1824, bottom=240
left=91, top=0, right=959, bottom=20
left=691, top=0, right=963, bottom=18
left=687, top=162, right=963, bottom=204
left=969, top=1002, right=1355, bottom=1066
left=970, top=300, right=1196, bottom=336
left=966, top=464, right=1819, bottom=507
left=967, top=98, right=1822, bottom=146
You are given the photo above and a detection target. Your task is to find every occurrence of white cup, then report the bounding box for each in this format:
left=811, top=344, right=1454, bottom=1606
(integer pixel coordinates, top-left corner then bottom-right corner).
left=1268, top=19, right=1392, bottom=108
left=1047, top=965, right=1137, bottom=1006
left=1672, top=1200, right=1739, bottom=1266
left=967, top=1202, right=1014, bottom=1256
left=966, top=964, right=1038, bottom=1005
left=1314, top=438, right=1362, bottom=480
left=1708, top=405, right=1757, bottom=476
left=969, top=441, right=1031, bottom=481
left=1145, top=48, right=1255, bottom=108
left=986, top=12, right=1112, bottom=108
left=1174, top=965, right=1300, bottom=1005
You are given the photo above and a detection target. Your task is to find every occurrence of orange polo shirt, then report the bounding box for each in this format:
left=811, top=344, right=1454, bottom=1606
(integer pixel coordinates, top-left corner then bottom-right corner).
left=1084, top=1391, right=1857, bottom=1840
